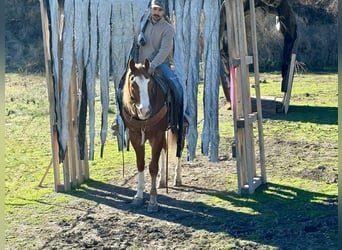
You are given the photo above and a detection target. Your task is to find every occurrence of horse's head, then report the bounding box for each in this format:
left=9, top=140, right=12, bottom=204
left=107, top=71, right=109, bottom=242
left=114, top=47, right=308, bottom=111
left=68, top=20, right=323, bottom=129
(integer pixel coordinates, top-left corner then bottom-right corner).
left=123, top=58, right=155, bottom=120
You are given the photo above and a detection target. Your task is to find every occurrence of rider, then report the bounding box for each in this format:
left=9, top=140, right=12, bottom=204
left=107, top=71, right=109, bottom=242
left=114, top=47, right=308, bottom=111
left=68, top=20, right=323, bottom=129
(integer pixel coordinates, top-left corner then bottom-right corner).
left=113, top=0, right=186, bottom=156
left=135, top=0, right=184, bottom=113
left=135, top=0, right=186, bottom=156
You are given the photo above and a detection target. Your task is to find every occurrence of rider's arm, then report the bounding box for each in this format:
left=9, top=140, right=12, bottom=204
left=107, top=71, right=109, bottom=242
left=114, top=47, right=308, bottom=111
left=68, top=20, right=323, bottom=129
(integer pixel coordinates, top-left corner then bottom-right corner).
left=150, top=21, right=174, bottom=69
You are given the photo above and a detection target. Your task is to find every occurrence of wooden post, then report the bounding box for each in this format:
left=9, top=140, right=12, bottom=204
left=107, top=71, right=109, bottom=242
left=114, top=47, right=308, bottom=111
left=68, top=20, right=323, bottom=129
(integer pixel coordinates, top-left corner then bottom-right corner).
left=76, top=64, right=89, bottom=185
left=238, top=0, right=255, bottom=187
left=68, top=58, right=78, bottom=188
left=283, top=53, right=296, bottom=114
left=40, top=0, right=61, bottom=192
left=63, top=150, right=71, bottom=192
left=249, top=0, right=266, bottom=183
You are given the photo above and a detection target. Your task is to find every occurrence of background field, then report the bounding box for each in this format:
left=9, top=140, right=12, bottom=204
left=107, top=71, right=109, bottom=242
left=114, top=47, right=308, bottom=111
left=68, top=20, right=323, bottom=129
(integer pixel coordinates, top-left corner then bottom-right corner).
left=5, top=72, right=337, bottom=249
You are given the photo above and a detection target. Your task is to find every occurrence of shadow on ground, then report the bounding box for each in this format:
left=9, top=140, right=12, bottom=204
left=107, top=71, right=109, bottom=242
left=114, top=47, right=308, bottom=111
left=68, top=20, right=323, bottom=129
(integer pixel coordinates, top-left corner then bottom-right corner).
left=70, top=179, right=337, bottom=249
left=264, top=105, right=337, bottom=125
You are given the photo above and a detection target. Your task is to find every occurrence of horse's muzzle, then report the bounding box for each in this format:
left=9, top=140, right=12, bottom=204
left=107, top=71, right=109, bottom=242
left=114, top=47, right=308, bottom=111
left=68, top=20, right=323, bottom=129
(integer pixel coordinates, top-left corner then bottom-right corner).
left=136, top=104, right=152, bottom=120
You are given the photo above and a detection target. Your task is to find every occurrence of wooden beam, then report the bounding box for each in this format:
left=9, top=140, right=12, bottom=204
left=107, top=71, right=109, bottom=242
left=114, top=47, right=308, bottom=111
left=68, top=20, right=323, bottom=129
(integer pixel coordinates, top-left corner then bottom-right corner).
left=40, top=0, right=61, bottom=192
left=283, top=53, right=297, bottom=114
left=249, top=0, right=266, bottom=184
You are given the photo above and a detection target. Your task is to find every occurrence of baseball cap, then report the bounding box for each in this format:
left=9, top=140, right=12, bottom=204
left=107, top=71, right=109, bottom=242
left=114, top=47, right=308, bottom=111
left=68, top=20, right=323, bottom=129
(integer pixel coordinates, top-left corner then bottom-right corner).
left=151, top=0, right=165, bottom=10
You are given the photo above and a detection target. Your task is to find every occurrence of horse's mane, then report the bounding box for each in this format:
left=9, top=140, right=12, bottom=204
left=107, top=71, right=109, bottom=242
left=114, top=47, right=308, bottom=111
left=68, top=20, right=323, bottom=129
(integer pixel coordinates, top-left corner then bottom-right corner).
left=122, top=67, right=136, bottom=116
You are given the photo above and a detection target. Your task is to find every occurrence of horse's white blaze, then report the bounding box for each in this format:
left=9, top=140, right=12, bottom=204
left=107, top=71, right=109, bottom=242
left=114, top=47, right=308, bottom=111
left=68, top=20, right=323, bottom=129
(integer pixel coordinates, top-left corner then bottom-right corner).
left=134, top=75, right=150, bottom=119
left=134, top=171, right=145, bottom=199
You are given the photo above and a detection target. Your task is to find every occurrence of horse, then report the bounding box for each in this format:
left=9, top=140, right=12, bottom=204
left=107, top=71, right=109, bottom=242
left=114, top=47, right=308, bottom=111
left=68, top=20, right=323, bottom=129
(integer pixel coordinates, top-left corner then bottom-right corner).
left=120, top=58, right=184, bottom=212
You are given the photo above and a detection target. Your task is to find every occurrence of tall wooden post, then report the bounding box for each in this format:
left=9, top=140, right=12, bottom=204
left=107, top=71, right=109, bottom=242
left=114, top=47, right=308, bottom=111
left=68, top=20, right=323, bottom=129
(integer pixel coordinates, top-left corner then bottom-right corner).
left=225, top=0, right=266, bottom=194
left=40, top=0, right=61, bottom=192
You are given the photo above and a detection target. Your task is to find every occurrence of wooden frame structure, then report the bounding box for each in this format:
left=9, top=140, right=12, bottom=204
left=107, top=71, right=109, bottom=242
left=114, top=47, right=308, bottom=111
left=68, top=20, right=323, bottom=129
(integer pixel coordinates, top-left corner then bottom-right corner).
left=40, top=0, right=89, bottom=192
left=40, top=0, right=268, bottom=194
left=225, top=0, right=267, bottom=194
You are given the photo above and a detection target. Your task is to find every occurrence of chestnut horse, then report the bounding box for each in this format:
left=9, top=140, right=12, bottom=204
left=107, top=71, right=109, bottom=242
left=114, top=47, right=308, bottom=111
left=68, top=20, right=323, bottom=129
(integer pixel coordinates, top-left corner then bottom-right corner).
left=121, top=58, right=183, bottom=212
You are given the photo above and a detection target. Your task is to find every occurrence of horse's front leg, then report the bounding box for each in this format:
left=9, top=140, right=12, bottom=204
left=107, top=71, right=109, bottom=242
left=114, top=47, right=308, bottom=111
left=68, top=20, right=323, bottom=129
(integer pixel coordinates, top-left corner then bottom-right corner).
left=175, top=122, right=187, bottom=186
left=148, top=134, right=165, bottom=212
left=130, top=132, right=145, bottom=206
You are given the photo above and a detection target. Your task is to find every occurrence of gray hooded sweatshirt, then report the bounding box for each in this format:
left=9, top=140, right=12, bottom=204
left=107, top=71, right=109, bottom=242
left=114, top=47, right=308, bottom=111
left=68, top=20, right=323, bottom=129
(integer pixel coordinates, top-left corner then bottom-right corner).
left=138, top=16, right=174, bottom=69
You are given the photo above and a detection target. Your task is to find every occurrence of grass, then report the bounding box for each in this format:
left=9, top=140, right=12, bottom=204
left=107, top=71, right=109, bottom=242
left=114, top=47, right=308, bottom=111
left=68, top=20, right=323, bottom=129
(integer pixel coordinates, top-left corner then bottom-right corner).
left=5, top=74, right=53, bottom=211
left=5, top=71, right=338, bottom=249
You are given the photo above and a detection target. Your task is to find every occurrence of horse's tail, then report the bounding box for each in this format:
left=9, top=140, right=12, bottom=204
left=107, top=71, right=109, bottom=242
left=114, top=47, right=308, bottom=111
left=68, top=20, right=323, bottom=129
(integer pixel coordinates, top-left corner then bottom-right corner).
left=165, top=127, right=185, bottom=187
left=166, top=129, right=179, bottom=163
left=167, top=122, right=187, bottom=156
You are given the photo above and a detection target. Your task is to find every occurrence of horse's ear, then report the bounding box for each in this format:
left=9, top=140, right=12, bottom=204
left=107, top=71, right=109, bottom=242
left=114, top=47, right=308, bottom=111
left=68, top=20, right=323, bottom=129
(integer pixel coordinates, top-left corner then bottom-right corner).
left=144, top=58, right=150, bottom=70
left=129, top=58, right=135, bottom=71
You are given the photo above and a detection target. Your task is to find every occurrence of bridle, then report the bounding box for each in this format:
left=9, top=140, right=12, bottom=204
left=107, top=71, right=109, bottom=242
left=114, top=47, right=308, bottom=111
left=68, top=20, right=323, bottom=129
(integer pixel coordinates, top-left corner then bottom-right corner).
left=122, top=72, right=168, bottom=131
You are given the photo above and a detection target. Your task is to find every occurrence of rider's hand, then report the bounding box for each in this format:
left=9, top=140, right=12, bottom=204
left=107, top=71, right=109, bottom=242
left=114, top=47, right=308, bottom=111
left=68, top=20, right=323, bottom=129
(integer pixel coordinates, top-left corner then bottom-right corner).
left=149, top=63, right=156, bottom=75
left=148, top=67, right=155, bottom=75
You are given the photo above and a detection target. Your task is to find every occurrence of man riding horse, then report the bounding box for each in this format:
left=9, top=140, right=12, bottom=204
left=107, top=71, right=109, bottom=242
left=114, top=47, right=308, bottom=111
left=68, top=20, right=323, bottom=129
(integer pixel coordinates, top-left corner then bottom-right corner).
left=114, top=0, right=186, bottom=157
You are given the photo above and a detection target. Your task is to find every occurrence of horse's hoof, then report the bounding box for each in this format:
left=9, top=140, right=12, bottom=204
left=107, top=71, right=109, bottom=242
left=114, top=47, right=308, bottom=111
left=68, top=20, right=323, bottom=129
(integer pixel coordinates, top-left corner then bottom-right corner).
left=147, top=203, right=159, bottom=213
left=132, top=197, right=144, bottom=206
left=174, top=179, right=182, bottom=187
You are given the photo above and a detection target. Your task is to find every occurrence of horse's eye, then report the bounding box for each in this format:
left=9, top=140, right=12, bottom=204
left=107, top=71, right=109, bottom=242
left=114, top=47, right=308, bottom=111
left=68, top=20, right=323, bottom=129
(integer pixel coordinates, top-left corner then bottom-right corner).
left=130, top=82, right=137, bottom=99
left=130, top=88, right=135, bottom=100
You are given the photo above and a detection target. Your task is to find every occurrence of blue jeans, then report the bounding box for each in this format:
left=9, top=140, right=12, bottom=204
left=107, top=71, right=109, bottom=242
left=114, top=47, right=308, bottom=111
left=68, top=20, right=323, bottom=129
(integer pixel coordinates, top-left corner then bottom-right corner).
left=157, top=63, right=185, bottom=157
left=157, top=63, right=183, bottom=105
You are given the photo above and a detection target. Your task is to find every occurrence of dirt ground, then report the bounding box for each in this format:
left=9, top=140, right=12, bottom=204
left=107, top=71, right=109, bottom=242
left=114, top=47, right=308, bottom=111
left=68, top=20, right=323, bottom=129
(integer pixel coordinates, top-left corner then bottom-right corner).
left=36, top=155, right=337, bottom=250
left=35, top=109, right=337, bottom=250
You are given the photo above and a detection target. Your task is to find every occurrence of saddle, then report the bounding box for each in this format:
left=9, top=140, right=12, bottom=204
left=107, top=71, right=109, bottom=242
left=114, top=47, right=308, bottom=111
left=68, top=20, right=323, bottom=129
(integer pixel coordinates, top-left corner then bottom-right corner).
left=152, top=70, right=182, bottom=135
left=153, top=71, right=185, bottom=157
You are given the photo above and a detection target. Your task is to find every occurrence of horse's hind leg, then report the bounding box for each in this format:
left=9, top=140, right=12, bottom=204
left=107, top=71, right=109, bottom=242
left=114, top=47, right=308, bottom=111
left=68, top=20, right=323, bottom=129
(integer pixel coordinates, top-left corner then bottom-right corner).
left=158, top=148, right=167, bottom=188
left=174, top=157, right=182, bottom=186
left=175, top=120, right=188, bottom=186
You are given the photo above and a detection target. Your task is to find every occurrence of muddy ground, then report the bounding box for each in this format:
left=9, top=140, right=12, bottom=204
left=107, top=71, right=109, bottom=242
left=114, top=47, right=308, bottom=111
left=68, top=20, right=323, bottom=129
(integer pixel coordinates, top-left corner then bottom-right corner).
left=36, top=156, right=337, bottom=249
